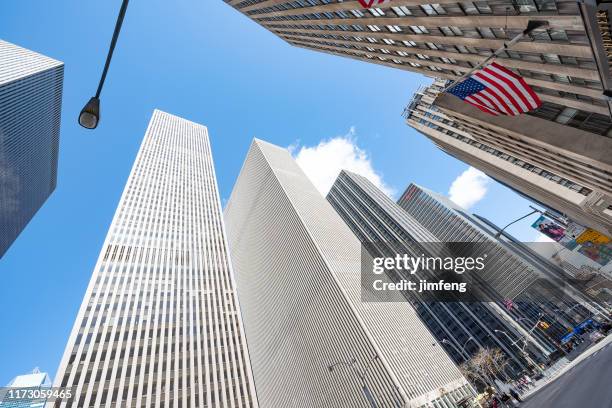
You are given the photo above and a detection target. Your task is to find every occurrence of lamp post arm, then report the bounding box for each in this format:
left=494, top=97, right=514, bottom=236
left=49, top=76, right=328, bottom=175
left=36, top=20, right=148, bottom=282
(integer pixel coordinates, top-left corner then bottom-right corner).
left=95, top=0, right=130, bottom=98
left=441, top=20, right=548, bottom=93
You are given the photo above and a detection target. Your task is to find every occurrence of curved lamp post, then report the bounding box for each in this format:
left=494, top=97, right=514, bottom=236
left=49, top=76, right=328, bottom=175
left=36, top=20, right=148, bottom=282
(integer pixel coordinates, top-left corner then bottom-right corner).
left=79, top=0, right=130, bottom=129
left=328, top=356, right=381, bottom=408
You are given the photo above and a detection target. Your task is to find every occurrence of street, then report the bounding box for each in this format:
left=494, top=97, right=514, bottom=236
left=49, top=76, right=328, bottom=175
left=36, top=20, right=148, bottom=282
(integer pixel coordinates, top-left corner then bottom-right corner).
left=519, top=340, right=612, bottom=408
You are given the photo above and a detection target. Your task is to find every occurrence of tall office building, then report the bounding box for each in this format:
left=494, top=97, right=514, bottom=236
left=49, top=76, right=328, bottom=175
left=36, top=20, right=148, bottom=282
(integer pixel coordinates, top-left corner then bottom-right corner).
left=0, top=39, right=63, bottom=257
left=0, top=368, right=51, bottom=408
left=327, top=170, right=558, bottom=372
left=52, top=111, right=257, bottom=408
left=227, top=1, right=612, bottom=133
left=226, top=1, right=612, bottom=235
left=397, top=183, right=599, bottom=345
left=405, top=79, right=612, bottom=236
left=224, top=139, right=473, bottom=408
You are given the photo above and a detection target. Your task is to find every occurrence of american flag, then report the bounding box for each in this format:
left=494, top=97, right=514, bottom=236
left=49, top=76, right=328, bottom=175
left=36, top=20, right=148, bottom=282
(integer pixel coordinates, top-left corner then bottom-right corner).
left=448, top=62, right=541, bottom=116
left=358, top=0, right=391, bottom=8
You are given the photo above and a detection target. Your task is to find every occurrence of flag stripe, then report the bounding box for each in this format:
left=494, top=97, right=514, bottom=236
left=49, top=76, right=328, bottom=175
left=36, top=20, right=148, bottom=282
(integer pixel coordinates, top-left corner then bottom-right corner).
left=476, top=90, right=506, bottom=114
left=472, top=92, right=498, bottom=112
left=466, top=95, right=500, bottom=115
left=467, top=101, right=500, bottom=115
left=447, top=61, right=541, bottom=116
left=480, top=86, right=516, bottom=115
left=474, top=72, right=521, bottom=114
left=486, top=64, right=539, bottom=109
left=467, top=94, right=496, bottom=112
left=481, top=67, right=531, bottom=111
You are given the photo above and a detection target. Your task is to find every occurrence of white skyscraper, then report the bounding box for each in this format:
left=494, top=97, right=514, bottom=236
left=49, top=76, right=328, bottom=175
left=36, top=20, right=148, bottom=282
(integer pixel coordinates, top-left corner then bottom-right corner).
left=52, top=110, right=257, bottom=408
left=224, top=139, right=472, bottom=408
left=0, top=39, right=63, bottom=258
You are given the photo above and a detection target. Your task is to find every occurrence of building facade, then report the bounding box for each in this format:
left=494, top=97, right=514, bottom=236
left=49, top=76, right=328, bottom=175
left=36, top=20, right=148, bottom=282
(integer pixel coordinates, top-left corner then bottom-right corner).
left=52, top=111, right=258, bottom=408
left=397, top=183, right=600, bottom=347
left=405, top=79, right=612, bottom=236
left=327, top=170, right=560, bottom=373
left=224, top=139, right=473, bottom=408
left=0, top=39, right=63, bottom=258
left=226, top=0, right=612, bottom=130
left=226, top=1, right=612, bottom=235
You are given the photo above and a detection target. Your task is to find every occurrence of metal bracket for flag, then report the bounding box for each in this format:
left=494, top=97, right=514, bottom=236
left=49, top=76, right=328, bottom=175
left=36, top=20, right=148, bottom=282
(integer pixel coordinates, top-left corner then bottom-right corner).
left=441, top=20, right=549, bottom=93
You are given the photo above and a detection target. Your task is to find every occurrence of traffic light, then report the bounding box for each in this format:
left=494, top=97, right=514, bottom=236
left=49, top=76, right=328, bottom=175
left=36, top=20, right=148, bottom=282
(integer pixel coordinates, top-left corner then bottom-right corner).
left=539, top=321, right=550, bottom=330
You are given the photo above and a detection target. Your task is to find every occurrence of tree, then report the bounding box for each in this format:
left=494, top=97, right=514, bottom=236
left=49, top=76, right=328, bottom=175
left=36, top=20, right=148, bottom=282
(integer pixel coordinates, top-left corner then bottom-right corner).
left=459, top=347, right=510, bottom=391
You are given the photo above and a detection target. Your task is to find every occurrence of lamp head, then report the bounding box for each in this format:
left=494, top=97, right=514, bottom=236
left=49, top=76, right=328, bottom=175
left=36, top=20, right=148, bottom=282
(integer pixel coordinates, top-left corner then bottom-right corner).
left=79, top=97, right=100, bottom=129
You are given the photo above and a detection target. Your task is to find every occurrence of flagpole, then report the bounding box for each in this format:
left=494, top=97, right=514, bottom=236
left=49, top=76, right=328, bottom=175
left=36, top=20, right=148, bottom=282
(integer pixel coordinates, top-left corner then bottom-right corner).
left=441, top=20, right=549, bottom=93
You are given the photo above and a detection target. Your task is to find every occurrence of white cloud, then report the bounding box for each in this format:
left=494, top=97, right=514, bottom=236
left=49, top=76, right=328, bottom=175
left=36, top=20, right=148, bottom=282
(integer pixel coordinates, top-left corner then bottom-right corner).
left=292, top=128, right=393, bottom=197
left=448, top=167, right=490, bottom=209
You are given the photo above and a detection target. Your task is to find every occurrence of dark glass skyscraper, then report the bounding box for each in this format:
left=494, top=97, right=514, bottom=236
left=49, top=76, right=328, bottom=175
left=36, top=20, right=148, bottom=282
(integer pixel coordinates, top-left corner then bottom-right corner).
left=0, top=39, right=63, bottom=257
left=327, top=170, right=571, bottom=374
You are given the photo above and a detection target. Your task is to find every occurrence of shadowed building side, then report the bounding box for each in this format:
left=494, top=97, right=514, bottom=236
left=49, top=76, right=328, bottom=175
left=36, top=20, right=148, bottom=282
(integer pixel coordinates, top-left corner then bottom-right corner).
left=0, top=39, right=63, bottom=258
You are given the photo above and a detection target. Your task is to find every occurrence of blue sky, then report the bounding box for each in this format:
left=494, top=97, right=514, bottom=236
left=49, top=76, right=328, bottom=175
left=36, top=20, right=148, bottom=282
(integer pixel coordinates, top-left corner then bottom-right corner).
left=0, top=0, right=542, bottom=384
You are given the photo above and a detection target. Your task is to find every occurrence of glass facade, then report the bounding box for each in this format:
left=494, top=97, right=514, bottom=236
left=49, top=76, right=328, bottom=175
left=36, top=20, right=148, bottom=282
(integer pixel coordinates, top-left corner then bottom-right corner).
left=327, top=171, right=589, bottom=375
left=0, top=40, right=63, bottom=258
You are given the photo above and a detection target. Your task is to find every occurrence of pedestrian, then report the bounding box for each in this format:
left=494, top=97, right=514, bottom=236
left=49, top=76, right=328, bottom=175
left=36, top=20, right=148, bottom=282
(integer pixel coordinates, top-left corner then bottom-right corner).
left=510, top=388, right=522, bottom=402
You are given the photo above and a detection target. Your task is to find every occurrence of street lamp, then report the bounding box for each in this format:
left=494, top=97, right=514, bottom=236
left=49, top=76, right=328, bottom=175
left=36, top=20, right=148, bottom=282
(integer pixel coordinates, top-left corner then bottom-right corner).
left=462, top=337, right=478, bottom=355
left=442, top=20, right=548, bottom=94
left=494, top=330, right=544, bottom=374
left=328, top=356, right=381, bottom=408
left=494, top=208, right=539, bottom=239
left=441, top=339, right=470, bottom=360
left=78, top=0, right=130, bottom=129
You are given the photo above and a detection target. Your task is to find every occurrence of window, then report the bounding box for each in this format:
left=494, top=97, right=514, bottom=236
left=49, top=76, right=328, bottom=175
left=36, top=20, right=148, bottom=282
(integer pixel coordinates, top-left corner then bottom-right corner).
left=542, top=54, right=561, bottom=64
left=478, top=27, right=495, bottom=39
left=410, top=25, right=429, bottom=34
left=421, top=4, right=446, bottom=15
left=555, top=108, right=578, bottom=125
left=392, top=6, right=412, bottom=16
left=369, top=7, right=385, bottom=17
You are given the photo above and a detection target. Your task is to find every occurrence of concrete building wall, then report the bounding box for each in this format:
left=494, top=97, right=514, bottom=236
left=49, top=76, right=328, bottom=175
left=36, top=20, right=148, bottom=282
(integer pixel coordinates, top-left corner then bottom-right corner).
left=405, top=79, right=612, bottom=236
left=52, top=111, right=258, bottom=408
left=226, top=0, right=612, bottom=134
left=224, top=138, right=472, bottom=408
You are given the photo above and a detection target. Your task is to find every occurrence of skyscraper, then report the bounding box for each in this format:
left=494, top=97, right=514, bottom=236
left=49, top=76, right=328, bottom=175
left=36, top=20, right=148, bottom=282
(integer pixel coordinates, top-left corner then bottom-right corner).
left=224, top=139, right=473, bottom=408
left=327, top=170, right=555, bottom=372
left=404, top=79, right=612, bottom=236
left=227, top=1, right=612, bottom=233
left=226, top=1, right=612, bottom=137
left=52, top=110, right=257, bottom=408
left=397, top=183, right=600, bottom=347
left=0, top=39, right=63, bottom=257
